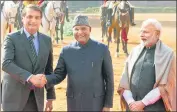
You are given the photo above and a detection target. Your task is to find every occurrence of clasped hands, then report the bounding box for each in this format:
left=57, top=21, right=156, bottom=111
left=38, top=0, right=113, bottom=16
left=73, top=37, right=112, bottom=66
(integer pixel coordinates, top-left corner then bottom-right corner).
left=29, top=74, right=47, bottom=88
left=129, top=101, right=145, bottom=111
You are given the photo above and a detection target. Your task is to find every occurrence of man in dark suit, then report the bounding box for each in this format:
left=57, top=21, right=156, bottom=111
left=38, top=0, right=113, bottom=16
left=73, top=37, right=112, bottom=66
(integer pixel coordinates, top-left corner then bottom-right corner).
left=1, top=4, right=55, bottom=111
left=43, top=14, right=114, bottom=111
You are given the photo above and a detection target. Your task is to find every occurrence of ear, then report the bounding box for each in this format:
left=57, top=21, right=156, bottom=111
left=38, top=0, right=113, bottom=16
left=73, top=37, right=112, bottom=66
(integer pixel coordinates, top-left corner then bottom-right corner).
left=22, top=16, right=25, bottom=22
left=156, top=30, right=160, bottom=37
left=89, top=27, right=92, bottom=32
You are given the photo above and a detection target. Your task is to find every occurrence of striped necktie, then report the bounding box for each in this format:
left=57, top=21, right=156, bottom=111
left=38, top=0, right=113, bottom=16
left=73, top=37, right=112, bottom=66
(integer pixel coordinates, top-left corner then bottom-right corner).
left=28, top=35, right=37, bottom=65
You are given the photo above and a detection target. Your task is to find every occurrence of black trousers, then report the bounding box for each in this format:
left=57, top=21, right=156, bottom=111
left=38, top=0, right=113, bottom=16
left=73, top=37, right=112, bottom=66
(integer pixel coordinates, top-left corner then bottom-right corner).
left=23, top=90, right=38, bottom=111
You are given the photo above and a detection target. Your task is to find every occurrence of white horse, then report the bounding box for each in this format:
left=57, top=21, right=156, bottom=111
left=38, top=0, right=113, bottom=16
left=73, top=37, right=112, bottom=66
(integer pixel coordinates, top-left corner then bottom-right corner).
left=40, top=1, right=63, bottom=43
left=1, top=1, right=18, bottom=45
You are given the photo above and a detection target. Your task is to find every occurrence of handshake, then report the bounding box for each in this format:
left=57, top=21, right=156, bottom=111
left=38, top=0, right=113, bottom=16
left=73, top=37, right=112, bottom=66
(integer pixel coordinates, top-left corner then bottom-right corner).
left=29, top=74, right=47, bottom=88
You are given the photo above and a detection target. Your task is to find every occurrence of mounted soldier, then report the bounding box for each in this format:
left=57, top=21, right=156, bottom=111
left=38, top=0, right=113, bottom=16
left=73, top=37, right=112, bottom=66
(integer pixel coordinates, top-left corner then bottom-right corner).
left=55, top=0, right=70, bottom=43
left=106, top=0, right=136, bottom=26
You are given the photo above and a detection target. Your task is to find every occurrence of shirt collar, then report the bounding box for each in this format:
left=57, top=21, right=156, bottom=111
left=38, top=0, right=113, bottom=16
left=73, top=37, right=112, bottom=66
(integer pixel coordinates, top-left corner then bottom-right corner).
left=23, top=28, right=38, bottom=39
left=145, top=43, right=156, bottom=50
left=77, top=38, right=92, bottom=48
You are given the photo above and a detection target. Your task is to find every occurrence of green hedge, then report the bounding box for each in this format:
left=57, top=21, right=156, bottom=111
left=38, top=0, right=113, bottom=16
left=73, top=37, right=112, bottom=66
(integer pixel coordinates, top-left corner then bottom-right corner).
left=82, top=7, right=176, bottom=13
left=84, top=7, right=100, bottom=13
left=135, top=7, right=176, bottom=13
left=63, top=16, right=74, bottom=36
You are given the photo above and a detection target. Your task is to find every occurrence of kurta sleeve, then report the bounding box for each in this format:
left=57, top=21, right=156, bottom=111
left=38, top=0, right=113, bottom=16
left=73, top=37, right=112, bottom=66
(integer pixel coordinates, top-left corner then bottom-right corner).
left=102, top=46, right=114, bottom=108
left=46, top=48, right=67, bottom=85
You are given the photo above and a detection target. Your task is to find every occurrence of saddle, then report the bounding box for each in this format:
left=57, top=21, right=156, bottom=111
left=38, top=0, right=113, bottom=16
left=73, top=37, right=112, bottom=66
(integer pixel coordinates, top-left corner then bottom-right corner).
left=112, top=2, right=120, bottom=16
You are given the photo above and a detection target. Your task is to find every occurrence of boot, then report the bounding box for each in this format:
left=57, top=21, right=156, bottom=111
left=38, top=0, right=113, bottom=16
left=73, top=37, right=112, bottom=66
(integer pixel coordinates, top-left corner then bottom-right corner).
left=106, top=8, right=113, bottom=27
left=131, top=19, right=136, bottom=26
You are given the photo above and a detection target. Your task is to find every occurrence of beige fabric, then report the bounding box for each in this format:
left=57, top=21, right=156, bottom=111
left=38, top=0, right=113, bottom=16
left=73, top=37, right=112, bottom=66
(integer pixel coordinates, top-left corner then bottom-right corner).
left=117, top=40, right=176, bottom=111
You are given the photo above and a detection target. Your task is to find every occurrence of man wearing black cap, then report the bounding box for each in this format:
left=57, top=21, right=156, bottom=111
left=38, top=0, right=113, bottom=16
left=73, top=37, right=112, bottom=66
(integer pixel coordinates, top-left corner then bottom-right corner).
left=43, top=14, right=114, bottom=111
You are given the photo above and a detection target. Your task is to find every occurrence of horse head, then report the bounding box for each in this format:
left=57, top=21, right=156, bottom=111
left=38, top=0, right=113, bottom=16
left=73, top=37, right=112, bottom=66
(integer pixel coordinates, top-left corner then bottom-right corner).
left=117, top=1, right=130, bottom=15
left=52, top=1, right=65, bottom=17
left=3, top=1, right=18, bottom=24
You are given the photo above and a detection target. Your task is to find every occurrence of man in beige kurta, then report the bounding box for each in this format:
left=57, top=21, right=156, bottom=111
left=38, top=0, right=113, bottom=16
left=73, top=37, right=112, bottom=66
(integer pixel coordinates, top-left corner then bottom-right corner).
left=117, top=18, right=176, bottom=111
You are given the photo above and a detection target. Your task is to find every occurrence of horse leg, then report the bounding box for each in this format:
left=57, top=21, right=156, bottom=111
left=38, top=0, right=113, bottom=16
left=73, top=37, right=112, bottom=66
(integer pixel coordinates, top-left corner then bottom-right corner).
left=113, top=28, right=117, bottom=43
left=124, top=26, right=129, bottom=57
left=107, top=27, right=112, bottom=48
left=115, top=25, right=120, bottom=57
left=116, top=35, right=120, bottom=57
left=60, top=23, right=64, bottom=43
left=106, top=26, right=108, bottom=38
left=11, top=24, right=15, bottom=32
left=55, top=18, right=59, bottom=44
left=124, top=41, right=129, bottom=57
left=122, top=36, right=129, bottom=57
left=50, top=30, right=54, bottom=44
left=101, top=23, right=104, bottom=42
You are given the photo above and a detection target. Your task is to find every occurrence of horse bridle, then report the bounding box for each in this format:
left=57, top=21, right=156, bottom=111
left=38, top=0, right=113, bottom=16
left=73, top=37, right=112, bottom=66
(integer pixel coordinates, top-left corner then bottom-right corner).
left=44, top=1, right=62, bottom=22
left=43, top=1, right=62, bottom=30
left=52, top=1, right=62, bottom=16
left=117, top=3, right=129, bottom=15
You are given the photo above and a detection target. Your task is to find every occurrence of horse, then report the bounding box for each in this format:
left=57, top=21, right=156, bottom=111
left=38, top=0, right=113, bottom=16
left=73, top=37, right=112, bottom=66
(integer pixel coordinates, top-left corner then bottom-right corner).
left=1, top=1, right=18, bottom=45
left=107, top=1, right=130, bottom=57
left=55, top=1, right=69, bottom=44
left=117, top=1, right=130, bottom=57
left=106, top=2, right=122, bottom=57
left=40, top=1, right=63, bottom=43
left=100, top=5, right=108, bottom=42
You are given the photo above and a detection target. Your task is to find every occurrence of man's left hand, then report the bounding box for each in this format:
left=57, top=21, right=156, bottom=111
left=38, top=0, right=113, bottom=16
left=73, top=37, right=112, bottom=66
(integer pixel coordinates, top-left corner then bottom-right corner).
left=45, top=100, right=53, bottom=112
left=102, top=107, right=110, bottom=112
left=129, top=101, right=145, bottom=111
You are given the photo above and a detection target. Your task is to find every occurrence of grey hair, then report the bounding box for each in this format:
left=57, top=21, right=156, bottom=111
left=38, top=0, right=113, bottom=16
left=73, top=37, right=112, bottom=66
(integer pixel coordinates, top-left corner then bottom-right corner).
left=142, top=18, right=162, bottom=37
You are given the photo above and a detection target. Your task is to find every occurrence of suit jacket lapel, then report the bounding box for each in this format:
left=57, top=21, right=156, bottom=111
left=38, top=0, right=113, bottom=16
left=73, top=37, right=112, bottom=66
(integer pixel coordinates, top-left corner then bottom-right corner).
left=20, top=28, right=34, bottom=66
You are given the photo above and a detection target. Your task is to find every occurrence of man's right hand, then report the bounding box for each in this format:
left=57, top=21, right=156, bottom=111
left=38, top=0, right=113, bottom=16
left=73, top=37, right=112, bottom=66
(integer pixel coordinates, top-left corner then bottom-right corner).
left=29, top=74, right=47, bottom=88
left=129, top=101, right=145, bottom=111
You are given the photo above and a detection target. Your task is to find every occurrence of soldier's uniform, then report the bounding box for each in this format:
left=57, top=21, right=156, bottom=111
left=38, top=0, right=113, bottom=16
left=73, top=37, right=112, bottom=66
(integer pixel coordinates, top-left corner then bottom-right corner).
left=106, top=1, right=121, bottom=26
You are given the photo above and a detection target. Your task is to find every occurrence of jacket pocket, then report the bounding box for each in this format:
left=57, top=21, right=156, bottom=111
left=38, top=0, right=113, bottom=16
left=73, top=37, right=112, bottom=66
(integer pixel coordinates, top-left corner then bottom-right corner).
left=66, top=91, right=74, bottom=98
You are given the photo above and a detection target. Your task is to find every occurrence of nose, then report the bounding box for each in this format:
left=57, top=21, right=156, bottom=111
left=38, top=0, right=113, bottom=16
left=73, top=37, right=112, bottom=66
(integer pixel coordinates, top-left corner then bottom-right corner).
left=77, top=29, right=84, bottom=34
left=139, top=31, right=144, bottom=37
left=31, top=17, right=37, bottom=23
